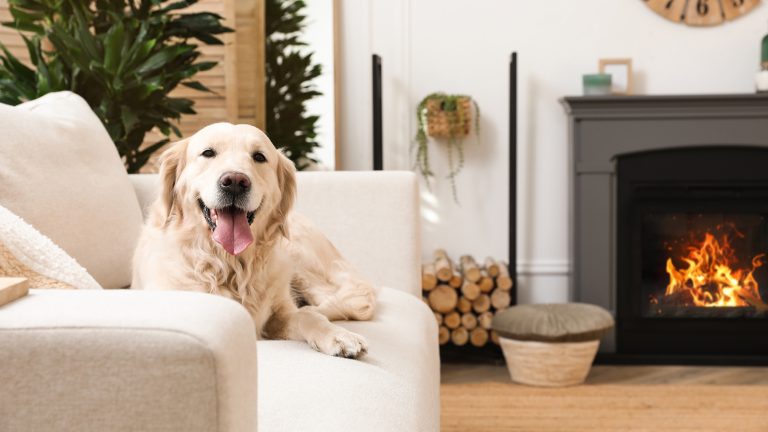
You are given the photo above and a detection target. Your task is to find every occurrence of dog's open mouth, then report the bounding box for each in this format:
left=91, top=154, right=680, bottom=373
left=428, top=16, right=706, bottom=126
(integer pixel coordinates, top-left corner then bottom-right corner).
left=198, top=199, right=257, bottom=255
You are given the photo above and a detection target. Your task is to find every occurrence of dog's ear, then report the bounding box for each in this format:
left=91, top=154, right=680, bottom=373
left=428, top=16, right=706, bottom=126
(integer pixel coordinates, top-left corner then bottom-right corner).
left=156, top=138, right=189, bottom=226
left=275, top=151, right=296, bottom=238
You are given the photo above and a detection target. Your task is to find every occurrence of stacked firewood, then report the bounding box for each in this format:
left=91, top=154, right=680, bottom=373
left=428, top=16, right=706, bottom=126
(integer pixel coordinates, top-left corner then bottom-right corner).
left=422, top=249, right=514, bottom=348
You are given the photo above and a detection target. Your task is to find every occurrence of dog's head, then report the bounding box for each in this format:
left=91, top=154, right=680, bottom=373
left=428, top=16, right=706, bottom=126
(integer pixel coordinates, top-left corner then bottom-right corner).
left=154, top=123, right=296, bottom=255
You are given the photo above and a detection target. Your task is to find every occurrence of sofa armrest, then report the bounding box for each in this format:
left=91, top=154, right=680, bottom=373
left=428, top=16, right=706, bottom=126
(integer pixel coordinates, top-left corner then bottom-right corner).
left=129, top=173, right=159, bottom=219
left=0, top=290, right=257, bottom=432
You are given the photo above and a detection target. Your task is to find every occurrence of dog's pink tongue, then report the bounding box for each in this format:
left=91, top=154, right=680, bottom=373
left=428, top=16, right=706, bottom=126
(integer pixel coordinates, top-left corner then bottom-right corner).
left=213, top=208, right=253, bottom=255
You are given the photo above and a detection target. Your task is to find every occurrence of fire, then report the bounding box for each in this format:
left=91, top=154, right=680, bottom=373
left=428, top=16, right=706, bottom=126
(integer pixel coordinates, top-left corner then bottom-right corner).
left=664, top=232, right=765, bottom=307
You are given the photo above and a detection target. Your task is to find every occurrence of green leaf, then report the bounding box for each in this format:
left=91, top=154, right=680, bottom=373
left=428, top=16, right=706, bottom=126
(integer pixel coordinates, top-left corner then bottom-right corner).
left=181, top=80, right=209, bottom=92
left=136, top=45, right=192, bottom=75
left=103, top=21, right=125, bottom=74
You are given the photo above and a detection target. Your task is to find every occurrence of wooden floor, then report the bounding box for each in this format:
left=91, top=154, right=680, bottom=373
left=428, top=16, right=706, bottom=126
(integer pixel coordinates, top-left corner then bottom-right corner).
left=441, top=364, right=768, bottom=432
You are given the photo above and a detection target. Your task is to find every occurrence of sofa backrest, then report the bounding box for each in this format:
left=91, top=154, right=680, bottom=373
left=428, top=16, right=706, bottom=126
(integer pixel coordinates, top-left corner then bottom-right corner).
left=129, top=171, right=421, bottom=297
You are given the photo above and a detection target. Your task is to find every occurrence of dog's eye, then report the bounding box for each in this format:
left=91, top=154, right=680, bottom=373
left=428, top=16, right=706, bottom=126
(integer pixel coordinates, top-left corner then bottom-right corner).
left=253, top=151, right=267, bottom=163
left=201, top=149, right=216, bottom=158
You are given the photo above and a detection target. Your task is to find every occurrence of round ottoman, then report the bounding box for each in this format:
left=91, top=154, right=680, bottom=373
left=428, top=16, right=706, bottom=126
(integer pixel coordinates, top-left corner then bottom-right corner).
left=491, top=303, right=614, bottom=387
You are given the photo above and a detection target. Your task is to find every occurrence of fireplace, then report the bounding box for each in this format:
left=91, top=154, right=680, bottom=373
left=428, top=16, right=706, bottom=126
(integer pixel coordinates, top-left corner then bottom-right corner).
left=616, top=147, right=768, bottom=357
left=563, top=94, right=768, bottom=364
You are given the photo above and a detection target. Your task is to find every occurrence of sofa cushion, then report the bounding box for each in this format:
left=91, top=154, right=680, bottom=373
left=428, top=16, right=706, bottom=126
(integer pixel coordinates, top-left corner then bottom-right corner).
left=0, top=92, right=143, bottom=288
left=257, top=287, right=440, bottom=432
left=0, top=204, right=100, bottom=289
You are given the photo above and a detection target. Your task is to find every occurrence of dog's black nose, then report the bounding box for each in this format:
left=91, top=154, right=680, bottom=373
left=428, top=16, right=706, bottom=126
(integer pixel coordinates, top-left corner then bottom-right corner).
left=219, top=172, right=251, bottom=195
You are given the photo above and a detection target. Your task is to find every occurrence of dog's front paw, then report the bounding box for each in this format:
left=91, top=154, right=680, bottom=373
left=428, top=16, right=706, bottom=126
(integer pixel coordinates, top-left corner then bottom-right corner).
left=311, top=328, right=368, bottom=359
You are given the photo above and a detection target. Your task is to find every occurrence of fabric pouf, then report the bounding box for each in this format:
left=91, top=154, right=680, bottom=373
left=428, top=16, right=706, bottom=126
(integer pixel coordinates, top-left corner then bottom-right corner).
left=492, top=303, right=614, bottom=387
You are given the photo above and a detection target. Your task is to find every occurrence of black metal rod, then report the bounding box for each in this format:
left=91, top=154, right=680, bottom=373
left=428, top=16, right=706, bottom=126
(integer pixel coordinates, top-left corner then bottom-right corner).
left=509, top=52, right=518, bottom=305
left=372, top=54, right=383, bottom=171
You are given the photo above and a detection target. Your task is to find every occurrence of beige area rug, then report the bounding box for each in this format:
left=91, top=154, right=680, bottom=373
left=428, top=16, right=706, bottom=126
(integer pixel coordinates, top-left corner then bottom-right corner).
left=441, top=364, right=768, bottom=432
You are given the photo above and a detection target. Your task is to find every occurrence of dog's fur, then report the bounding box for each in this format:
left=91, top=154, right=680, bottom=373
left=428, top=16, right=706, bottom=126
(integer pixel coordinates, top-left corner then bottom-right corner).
left=132, top=123, right=376, bottom=358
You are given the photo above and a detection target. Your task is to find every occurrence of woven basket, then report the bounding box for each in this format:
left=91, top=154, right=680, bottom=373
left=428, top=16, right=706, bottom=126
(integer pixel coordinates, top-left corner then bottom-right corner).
left=425, top=97, right=472, bottom=139
left=499, top=337, right=600, bottom=387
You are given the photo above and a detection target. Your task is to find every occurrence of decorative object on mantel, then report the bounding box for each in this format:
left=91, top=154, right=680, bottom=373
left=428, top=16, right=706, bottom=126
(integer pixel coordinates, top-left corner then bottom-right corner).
left=414, top=93, right=480, bottom=202
left=582, top=73, right=612, bottom=96
left=422, top=249, right=514, bottom=350
left=492, top=303, right=614, bottom=387
left=0, top=277, right=28, bottom=307
left=643, top=0, right=760, bottom=27
left=598, top=58, right=633, bottom=95
left=757, top=25, right=768, bottom=92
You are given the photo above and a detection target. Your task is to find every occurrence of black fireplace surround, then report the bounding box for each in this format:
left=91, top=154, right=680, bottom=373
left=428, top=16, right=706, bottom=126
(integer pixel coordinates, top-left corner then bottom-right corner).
left=563, top=94, right=768, bottom=364
left=617, top=147, right=768, bottom=358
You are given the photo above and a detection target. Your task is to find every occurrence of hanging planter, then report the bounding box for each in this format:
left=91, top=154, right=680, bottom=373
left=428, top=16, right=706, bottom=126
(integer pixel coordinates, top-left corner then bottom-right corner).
left=414, top=92, right=480, bottom=202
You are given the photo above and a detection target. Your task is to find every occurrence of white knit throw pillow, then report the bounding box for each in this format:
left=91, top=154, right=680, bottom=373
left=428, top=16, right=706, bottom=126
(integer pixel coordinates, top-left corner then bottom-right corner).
left=0, top=204, right=101, bottom=289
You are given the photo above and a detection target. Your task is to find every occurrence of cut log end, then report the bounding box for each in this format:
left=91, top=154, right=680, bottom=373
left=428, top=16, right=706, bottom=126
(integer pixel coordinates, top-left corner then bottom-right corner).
left=428, top=285, right=458, bottom=313
left=461, top=281, right=481, bottom=300
left=422, top=263, right=438, bottom=291
left=438, top=326, right=450, bottom=345
left=478, top=311, right=494, bottom=330
left=484, top=257, right=500, bottom=277
left=461, top=313, right=478, bottom=330
left=491, top=289, right=512, bottom=310
left=444, top=311, right=461, bottom=329
left=470, top=327, right=489, bottom=347
left=451, top=327, right=469, bottom=346
left=460, top=255, right=482, bottom=282
left=473, top=294, right=491, bottom=314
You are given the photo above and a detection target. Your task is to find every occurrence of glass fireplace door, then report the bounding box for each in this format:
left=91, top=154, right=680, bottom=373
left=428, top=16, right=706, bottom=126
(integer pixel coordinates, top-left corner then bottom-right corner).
left=616, top=147, right=768, bottom=359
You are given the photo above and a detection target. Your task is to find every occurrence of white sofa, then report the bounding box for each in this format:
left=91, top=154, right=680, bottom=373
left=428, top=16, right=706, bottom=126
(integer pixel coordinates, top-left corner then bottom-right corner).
left=0, top=171, right=440, bottom=432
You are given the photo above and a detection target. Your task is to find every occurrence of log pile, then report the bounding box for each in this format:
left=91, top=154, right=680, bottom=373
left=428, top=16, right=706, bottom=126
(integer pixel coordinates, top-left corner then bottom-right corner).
left=422, top=249, right=514, bottom=348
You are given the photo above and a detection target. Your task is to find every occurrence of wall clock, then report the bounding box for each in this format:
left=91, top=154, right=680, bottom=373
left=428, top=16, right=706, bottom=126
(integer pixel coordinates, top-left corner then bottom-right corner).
left=644, top=0, right=761, bottom=26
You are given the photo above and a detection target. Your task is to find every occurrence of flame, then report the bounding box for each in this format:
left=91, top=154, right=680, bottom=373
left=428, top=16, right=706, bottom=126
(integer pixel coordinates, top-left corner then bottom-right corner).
left=664, top=232, right=765, bottom=307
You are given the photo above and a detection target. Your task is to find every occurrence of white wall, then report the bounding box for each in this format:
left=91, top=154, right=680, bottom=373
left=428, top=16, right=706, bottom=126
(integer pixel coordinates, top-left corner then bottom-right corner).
left=302, top=0, right=335, bottom=169
left=339, top=0, right=768, bottom=303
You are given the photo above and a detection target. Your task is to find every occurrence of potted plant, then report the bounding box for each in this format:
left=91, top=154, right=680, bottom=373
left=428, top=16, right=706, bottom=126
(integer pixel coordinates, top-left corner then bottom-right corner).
left=414, top=92, right=480, bottom=201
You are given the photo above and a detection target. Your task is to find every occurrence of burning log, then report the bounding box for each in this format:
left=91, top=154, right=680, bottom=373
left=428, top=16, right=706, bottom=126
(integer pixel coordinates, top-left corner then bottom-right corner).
left=660, top=288, right=696, bottom=307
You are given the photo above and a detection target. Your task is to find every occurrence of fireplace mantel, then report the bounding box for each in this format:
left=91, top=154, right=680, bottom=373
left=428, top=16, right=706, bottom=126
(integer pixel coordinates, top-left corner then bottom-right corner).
left=561, top=93, right=768, bottom=359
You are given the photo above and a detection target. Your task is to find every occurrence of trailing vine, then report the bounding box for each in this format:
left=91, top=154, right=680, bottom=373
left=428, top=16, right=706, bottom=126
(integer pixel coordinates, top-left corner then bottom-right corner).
left=414, top=92, right=480, bottom=202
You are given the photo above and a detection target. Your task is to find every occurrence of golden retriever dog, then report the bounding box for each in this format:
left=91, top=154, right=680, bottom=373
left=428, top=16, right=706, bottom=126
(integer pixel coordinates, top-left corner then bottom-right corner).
left=132, top=123, right=376, bottom=359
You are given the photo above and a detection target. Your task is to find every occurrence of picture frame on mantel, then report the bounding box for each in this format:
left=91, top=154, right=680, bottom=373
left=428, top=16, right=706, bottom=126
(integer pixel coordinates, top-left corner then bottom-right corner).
left=599, top=58, right=633, bottom=95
